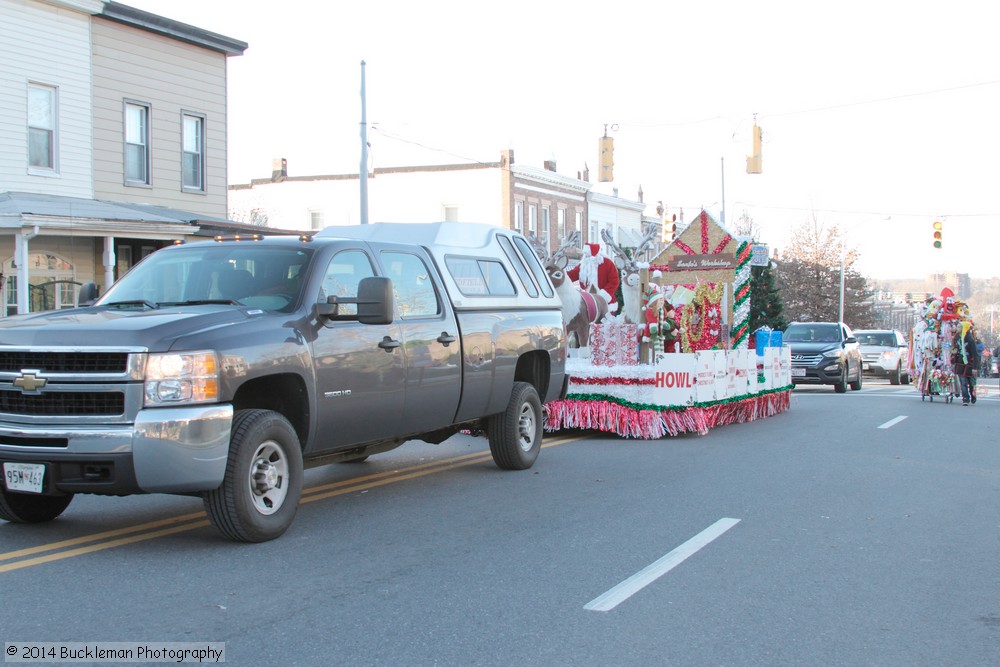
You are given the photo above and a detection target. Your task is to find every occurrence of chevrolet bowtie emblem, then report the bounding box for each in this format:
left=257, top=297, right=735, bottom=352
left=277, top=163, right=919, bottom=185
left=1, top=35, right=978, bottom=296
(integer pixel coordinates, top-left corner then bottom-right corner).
left=13, top=372, right=47, bottom=392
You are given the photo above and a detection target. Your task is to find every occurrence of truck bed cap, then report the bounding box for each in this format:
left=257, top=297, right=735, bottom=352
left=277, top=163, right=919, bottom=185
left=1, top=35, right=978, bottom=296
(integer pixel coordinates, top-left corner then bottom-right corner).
left=315, top=222, right=502, bottom=250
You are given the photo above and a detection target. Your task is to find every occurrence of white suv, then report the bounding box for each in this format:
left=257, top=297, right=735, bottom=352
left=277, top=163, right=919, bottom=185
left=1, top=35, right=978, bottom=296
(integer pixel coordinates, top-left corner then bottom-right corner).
left=855, top=329, right=910, bottom=385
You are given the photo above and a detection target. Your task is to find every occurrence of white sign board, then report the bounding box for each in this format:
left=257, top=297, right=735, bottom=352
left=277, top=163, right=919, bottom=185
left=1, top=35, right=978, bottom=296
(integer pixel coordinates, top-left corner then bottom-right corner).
left=750, top=244, right=770, bottom=267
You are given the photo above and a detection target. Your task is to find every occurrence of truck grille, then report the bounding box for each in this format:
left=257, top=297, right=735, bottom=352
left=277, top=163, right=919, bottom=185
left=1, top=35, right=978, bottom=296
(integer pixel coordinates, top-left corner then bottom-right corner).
left=0, top=352, right=129, bottom=374
left=0, top=390, right=125, bottom=416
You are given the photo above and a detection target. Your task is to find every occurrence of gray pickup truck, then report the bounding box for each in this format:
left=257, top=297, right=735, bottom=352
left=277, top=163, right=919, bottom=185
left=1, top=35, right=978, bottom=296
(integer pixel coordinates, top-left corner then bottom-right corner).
left=0, top=223, right=568, bottom=542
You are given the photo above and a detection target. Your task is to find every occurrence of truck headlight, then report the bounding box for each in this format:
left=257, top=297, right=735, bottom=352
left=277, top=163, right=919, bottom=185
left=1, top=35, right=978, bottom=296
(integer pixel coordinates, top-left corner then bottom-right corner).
left=144, top=351, right=220, bottom=406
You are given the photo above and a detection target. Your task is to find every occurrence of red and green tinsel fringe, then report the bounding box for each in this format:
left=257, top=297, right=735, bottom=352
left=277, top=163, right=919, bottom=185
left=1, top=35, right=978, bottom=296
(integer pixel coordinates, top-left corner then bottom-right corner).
left=545, top=386, right=791, bottom=439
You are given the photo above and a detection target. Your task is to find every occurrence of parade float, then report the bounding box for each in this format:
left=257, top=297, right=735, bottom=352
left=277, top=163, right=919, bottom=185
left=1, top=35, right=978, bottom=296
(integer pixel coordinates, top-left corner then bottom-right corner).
left=542, top=210, right=792, bottom=439
left=909, top=287, right=977, bottom=402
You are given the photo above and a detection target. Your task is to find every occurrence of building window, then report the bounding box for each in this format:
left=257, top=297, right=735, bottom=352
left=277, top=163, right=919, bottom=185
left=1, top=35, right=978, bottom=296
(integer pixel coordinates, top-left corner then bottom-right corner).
left=116, top=245, right=133, bottom=279
left=528, top=204, right=537, bottom=236
left=27, top=83, right=57, bottom=171
left=589, top=220, right=598, bottom=245
left=125, top=101, right=150, bottom=185
left=576, top=211, right=584, bottom=247
left=310, top=210, right=325, bottom=230
left=514, top=201, right=524, bottom=233
left=182, top=112, right=205, bottom=191
left=541, top=207, right=550, bottom=248
left=557, top=208, right=566, bottom=242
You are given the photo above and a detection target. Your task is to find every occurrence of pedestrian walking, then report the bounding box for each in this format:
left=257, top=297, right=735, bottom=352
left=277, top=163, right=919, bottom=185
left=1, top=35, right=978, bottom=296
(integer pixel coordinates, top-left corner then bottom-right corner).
left=953, top=322, right=980, bottom=406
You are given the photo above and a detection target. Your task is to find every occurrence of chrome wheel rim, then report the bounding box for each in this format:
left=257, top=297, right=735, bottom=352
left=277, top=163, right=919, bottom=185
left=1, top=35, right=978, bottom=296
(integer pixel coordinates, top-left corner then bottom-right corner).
left=516, top=402, right=536, bottom=452
left=247, top=440, right=288, bottom=516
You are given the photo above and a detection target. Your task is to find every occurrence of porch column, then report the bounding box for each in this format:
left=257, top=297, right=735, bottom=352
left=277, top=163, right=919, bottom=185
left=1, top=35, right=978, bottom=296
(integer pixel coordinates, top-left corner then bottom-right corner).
left=103, top=236, right=115, bottom=292
left=14, top=226, right=38, bottom=314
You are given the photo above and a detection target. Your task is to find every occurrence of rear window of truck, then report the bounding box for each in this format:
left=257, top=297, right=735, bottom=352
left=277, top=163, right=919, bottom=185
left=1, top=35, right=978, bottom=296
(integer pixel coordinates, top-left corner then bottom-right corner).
left=445, top=256, right=517, bottom=296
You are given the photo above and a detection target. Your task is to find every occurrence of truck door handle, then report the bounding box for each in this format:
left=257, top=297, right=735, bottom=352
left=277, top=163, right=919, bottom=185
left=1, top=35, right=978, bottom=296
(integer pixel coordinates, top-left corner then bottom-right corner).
left=437, top=332, right=457, bottom=346
left=378, top=336, right=401, bottom=352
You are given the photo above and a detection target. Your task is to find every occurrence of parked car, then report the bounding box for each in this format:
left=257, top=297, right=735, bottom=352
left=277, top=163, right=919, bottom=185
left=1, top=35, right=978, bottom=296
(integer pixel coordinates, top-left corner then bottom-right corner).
left=784, top=321, right=863, bottom=393
left=855, top=329, right=910, bottom=385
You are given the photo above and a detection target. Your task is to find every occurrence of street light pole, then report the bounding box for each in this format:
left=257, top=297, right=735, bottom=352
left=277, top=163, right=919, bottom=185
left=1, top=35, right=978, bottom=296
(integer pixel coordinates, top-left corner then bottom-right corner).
left=838, top=256, right=845, bottom=323
left=359, top=60, right=369, bottom=225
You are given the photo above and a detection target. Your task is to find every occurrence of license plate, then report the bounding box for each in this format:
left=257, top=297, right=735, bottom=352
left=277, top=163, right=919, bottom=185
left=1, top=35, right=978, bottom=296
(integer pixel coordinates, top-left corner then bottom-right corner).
left=791, top=368, right=805, bottom=378
left=3, top=462, right=45, bottom=493
left=863, top=363, right=870, bottom=370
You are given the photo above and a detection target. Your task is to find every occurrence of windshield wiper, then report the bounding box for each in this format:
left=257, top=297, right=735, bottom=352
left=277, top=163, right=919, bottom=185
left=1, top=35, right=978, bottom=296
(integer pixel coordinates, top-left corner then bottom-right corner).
left=102, top=300, right=159, bottom=310
left=159, top=299, right=241, bottom=306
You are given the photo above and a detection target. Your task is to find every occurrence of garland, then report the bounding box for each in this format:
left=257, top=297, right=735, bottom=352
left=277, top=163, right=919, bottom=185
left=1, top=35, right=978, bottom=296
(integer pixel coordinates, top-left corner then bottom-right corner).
left=545, top=387, right=792, bottom=439
left=679, top=281, right=725, bottom=352
left=731, top=240, right=753, bottom=349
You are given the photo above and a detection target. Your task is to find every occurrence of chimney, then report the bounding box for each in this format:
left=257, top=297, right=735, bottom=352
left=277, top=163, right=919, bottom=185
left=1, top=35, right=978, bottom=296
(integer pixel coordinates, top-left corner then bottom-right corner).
left=582, top=163, right=590, bottom=182
left=543, top=159, right=557, bottom=172
left=501, top=149, right=514, bottom=168
left=637, top=185, right=643, bottom=203
left=271, top=158, right=287, bottom=181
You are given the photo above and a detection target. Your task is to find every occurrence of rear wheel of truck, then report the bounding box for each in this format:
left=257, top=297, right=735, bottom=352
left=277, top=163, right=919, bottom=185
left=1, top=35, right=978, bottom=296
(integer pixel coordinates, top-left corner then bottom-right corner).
left=0, top=489, right=73, bottom=523
left=203, top=409, right=303, bottom=543
left=488, top=381, right=543, bottom=470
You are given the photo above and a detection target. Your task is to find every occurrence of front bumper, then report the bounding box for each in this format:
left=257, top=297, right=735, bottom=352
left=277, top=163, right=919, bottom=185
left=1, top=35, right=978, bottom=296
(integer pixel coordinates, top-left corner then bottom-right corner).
left=790, top=362, right=843, bottom=385
left=0, top=404, right=233, bottom=496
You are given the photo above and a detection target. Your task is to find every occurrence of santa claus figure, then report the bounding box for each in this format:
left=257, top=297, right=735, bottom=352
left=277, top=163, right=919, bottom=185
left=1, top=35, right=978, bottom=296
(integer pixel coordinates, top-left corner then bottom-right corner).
left=567, top=243, right=620, bottom=309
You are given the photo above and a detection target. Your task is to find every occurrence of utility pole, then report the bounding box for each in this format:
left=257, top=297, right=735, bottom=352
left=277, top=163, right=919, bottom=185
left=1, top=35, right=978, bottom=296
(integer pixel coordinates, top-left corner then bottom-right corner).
left=720, top=157, right=726, bottom=224
left=359, top=60, right=369, bottom=224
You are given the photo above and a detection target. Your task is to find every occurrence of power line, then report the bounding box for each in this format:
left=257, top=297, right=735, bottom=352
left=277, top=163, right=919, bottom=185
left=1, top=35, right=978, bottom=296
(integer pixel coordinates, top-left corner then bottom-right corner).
left=370, top=126, right=488, bottom=165
left=760, top=79, right=1000, bottom=119
left=732, top=201, right=1000, bottom=220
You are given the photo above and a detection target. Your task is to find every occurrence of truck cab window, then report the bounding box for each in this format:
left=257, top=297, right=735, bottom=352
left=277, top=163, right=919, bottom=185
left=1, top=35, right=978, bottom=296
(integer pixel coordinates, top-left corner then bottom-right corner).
left=320, top=250, right=376, bottom=315
left=381, top=251, right=440, bottom=318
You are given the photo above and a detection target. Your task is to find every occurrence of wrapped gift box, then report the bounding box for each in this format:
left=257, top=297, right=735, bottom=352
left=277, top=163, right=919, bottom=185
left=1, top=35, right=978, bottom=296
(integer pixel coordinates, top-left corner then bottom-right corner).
left=589, top=322, right=640, bottom=367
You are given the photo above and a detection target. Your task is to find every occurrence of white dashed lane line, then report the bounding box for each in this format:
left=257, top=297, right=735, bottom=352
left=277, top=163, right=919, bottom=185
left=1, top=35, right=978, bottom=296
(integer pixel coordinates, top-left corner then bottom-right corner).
left=878, top=416, right=908, bottom=429
left=584, top=518, right=741, bottom=612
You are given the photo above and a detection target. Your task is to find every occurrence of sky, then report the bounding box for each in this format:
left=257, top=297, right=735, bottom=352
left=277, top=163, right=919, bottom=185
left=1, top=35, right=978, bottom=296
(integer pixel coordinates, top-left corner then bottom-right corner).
left=125, top=0, right=1000, bottom=281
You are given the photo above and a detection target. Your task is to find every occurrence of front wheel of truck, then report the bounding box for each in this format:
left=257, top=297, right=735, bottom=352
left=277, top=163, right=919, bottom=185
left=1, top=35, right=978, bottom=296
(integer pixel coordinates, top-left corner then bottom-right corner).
left=0, top=488, right=73, bottom=523
left=488, top=382, right=543, bottom=470
left=203, top=409, right=303, bottom=543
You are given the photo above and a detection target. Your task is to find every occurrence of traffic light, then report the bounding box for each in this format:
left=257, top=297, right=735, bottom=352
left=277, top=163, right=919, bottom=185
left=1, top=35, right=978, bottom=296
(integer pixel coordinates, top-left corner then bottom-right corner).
left=599, top=135, right=614, bottom=182
left=661, top=214, right=677, bottom=243
left=932, top=220, right=943, bottom=249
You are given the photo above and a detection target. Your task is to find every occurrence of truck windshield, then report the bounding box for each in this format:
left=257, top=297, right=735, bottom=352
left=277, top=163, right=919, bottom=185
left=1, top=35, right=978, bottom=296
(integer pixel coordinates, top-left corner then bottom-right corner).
left=99, top=244, right=314, bottom=312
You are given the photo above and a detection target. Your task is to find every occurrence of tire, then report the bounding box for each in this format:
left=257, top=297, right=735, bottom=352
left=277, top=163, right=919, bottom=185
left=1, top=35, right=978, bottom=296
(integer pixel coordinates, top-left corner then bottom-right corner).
left=203, top=409, right=303, bottom=543
left=850, top=363, right=863, bottom=391
left=487, top=382, right=543, bottom=470
left=834, top=366, right=847, bottom=393
left=890, top=363, right=901, bottom=385
left=0, top=488, right=73, bottom=523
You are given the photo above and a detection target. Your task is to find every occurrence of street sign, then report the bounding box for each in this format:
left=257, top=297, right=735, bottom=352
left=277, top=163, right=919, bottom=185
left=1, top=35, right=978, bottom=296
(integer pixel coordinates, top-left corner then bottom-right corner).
left=750, top=244, right=770, bottom=267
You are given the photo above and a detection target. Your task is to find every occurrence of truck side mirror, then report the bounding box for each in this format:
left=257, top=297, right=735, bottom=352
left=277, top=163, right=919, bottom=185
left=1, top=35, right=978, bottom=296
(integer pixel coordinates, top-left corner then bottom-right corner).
left=315, top=276, right=394, bottom=325
left=355, top=276, right=394, bottom=325
left=78, top=282, right=100, bottom=306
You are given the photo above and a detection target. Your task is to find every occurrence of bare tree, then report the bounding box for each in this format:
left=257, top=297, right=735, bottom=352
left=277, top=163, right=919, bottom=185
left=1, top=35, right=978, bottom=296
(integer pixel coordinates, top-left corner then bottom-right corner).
left=775, top=217, right=875, bottom=327
left=731, top=209, right=760, bottom=240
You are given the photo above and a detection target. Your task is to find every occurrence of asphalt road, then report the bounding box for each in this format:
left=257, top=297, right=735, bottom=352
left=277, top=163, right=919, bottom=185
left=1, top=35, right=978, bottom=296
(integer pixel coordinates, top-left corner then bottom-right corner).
left=2, top=378, right=999, bottom=666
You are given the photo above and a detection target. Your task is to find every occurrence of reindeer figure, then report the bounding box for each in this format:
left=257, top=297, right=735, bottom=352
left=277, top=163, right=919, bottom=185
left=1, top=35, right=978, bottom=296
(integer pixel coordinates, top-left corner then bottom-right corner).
left=532, top=231, right=609, bottom=348
left=601, top=224, right=659, bottom=324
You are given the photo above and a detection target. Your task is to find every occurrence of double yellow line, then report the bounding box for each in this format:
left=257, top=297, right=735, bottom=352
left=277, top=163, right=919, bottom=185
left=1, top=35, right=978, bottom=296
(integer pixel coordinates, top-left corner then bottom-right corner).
left=0, top=435, right=585, bottom=573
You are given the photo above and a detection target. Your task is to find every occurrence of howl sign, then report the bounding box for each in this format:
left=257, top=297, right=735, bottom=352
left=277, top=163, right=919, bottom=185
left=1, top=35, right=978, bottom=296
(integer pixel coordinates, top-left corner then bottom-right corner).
left=651, top=355, right=697, bottom=405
